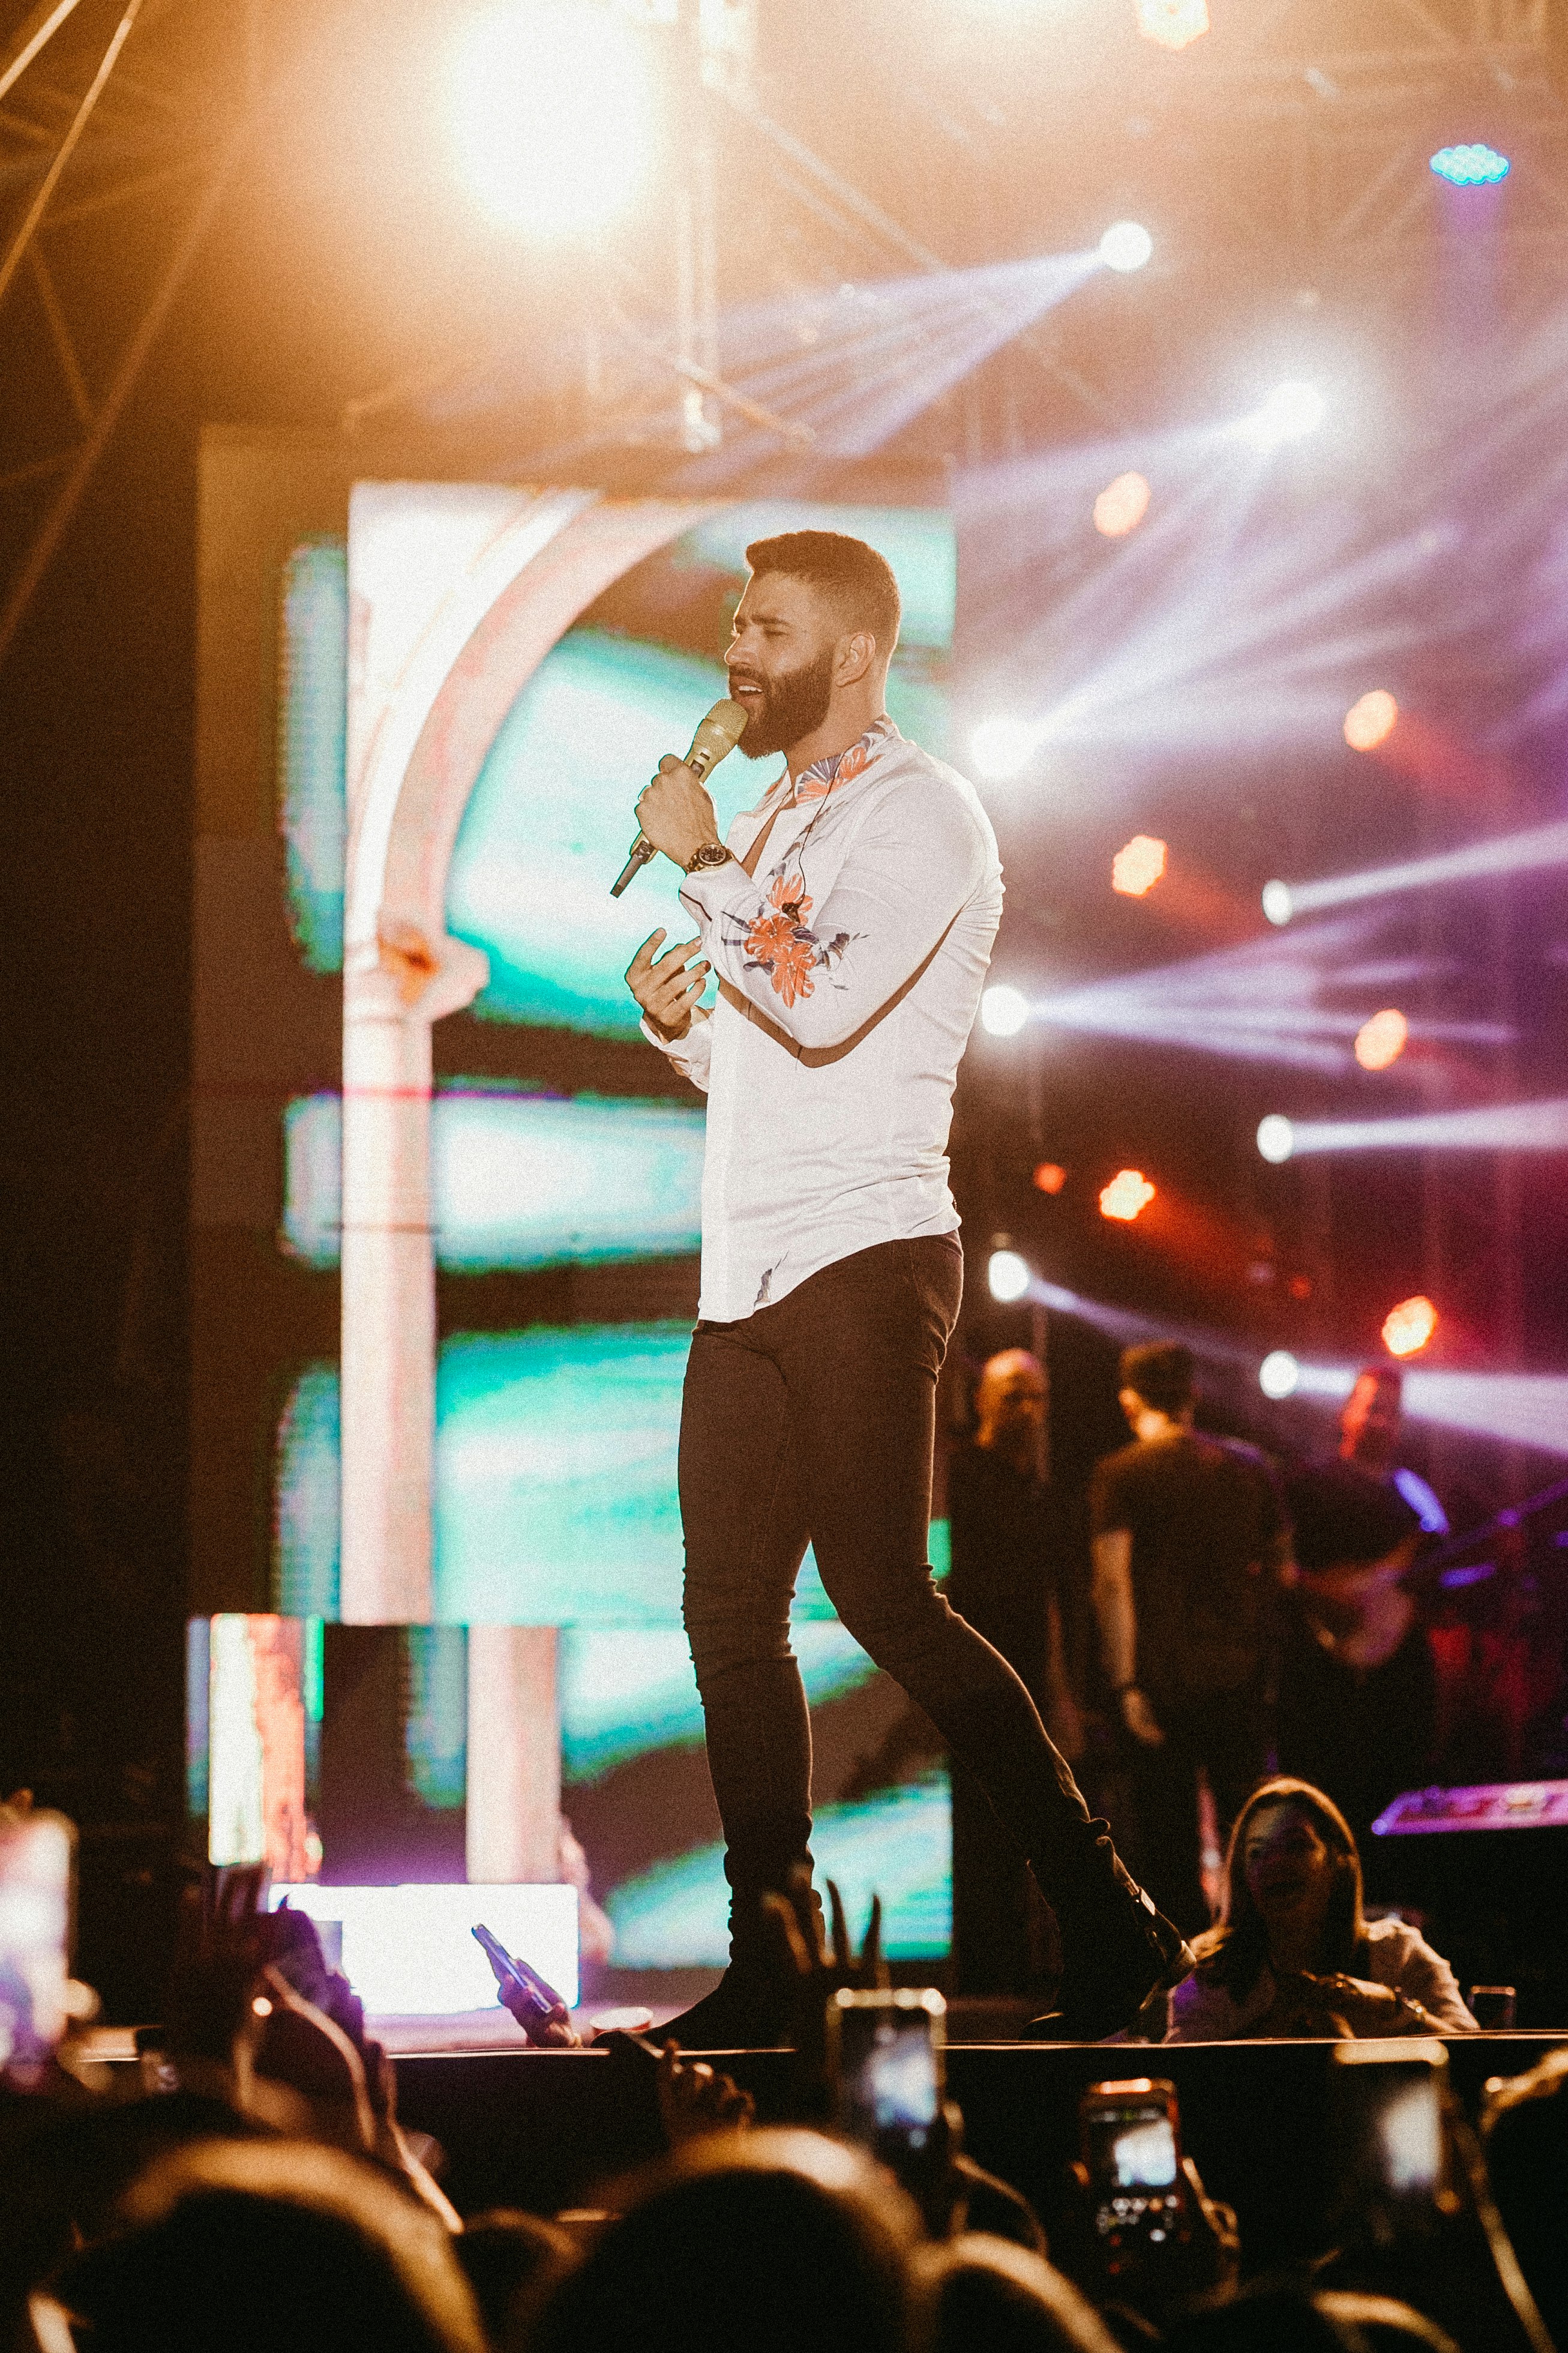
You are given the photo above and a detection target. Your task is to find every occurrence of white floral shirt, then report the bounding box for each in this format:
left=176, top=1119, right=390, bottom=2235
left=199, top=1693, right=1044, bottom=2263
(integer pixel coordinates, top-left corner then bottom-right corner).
left=642, top=719, right=1003, bottom=1324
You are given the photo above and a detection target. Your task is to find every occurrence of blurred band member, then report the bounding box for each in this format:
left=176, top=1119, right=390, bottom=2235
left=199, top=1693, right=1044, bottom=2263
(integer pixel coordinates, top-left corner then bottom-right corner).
left=946, top=1350, right=1081, bottom=1999
left=1090, top=1343, right=1290, bottom=1938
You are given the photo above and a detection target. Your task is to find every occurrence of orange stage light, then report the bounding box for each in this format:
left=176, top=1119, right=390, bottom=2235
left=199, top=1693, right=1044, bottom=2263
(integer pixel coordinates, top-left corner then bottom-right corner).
left=1111, top=834, right=1168, bottom=896
left=1094, top=471, right=1151, bottom=537
left=1355, top=1008, right=1408, bottom=1071
left=1135, top=0, right=1209, bottom=49
left=1033, top=1161, right=1068, bottom=1195
left=1344, top=690, right=1399, bottom=752
left=1100, top=1169, right=1156, bottom=1222
left=1382, top=1295, right=1438, bottom=1357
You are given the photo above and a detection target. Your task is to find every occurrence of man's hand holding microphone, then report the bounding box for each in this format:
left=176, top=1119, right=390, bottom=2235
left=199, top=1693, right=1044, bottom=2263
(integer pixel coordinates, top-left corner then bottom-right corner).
left=618, top=696, right=748, bottom=1041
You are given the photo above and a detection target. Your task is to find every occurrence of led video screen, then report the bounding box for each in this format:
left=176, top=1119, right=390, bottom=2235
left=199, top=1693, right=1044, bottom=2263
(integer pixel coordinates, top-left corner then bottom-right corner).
left=191, top=448, right=956, bottom=1977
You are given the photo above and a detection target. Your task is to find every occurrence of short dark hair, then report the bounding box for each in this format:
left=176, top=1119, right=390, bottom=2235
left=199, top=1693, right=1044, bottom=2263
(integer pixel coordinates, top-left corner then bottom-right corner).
left=1119, top=1342, right=1194, bottom=1417
left=743, top=530, right=901, bottom=657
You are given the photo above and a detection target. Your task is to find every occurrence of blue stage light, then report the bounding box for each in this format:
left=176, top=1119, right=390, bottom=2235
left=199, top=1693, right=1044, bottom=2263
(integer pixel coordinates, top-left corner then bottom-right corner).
left=1430, top=144, right=1510, bottom=187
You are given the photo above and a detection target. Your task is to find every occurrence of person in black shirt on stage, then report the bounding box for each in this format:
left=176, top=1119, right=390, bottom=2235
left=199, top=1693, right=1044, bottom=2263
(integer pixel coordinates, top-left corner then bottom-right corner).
left=945, top=1350, right=1081, bottom=1998
left=1089, top=1342, right=1289, bottom=1938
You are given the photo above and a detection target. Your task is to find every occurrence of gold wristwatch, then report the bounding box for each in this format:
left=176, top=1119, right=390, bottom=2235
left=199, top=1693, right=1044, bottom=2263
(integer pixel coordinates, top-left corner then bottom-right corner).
left=683, top=840, right=731, bottom=874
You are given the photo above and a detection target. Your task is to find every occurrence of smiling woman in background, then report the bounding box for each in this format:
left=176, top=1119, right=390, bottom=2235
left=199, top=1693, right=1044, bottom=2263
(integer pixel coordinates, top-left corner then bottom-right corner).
left=1158, top=1777, right=1477, bottom=2041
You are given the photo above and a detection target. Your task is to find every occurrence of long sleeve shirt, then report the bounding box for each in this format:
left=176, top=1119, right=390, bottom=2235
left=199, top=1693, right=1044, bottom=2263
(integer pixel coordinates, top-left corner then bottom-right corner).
left=643, top=718, right=1003, bottom=1324
left=1160, top=1919, right=1478, bottom=2041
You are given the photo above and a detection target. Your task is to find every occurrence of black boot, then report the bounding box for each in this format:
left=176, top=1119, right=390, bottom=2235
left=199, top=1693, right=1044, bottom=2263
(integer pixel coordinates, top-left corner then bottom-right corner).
left=1023, top=1840, right=1194, bottom=2043
left=656, top=1869, right=820, bottom=2050
left=655, top=1951, right=793, bottom=2050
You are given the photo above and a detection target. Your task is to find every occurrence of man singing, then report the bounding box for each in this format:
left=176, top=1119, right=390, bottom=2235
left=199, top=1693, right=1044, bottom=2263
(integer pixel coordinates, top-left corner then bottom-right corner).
left=625, top=529, right=1187, bottom=2044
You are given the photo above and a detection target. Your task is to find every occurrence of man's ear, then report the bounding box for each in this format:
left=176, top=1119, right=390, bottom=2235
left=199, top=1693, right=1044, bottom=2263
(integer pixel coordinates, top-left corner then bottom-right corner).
left=837, top=630, right=877, bottom=686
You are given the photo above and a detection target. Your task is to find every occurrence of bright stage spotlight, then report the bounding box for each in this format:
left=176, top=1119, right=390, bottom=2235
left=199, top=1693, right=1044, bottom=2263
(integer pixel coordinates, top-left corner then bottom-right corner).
left=1264, top=1097, right=1568, bottom=1155
left=988, top=1249, right=1032, bottom=1303
left=981, top=983, right=1030, bottom=1037
left=1033, top=1161, right=1068, bottom=1195
left=1111, top=834, right=1167, bottom=896
left=1099, top=221, right=1153, bottom=274
left=1251, top=819, right=1568, bottom=927
left=1383, top=1295, right=1438, bottom=1358
left=1099, top=1169, right=1156, bottom=1222
left=1431, top=143, right=1510, bottom=187
left=1259, top=1349, right=1301, bottom=1400
left=1344, top=690, right=1399, bottom=752
left=970, top=716, right=1039, bottom=780
left=1135, top=0, right=1209, bottom=50
left=1094, top=471, right=1151, bottom=538
left=1354, top=1008, right=1408, bottom=1071
left=1243, top=381, right=1326, bottom=450
left=450, top=2, right=653, bottom=237
left=1257, top=1114, right=1295, bottom=1164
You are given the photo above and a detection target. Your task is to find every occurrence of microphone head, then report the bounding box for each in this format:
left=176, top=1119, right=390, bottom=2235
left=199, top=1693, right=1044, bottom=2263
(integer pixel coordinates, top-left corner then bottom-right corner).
left=686, top=698, right=750, bottom=777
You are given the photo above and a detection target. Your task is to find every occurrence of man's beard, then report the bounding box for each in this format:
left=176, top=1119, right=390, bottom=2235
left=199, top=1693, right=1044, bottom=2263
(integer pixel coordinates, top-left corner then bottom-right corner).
left=734, top=644, right=837, bottom=759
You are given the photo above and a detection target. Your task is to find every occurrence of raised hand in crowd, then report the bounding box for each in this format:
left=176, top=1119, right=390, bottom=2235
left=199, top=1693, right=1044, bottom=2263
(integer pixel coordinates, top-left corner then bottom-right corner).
left=655, top=2038, right=755, bottom=2145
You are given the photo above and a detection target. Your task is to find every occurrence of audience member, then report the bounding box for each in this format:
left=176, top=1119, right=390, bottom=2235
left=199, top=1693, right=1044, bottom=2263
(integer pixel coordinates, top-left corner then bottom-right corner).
left=1482, top=2046, right=1568, bottom=2352
left=525, top=2129, right=919, bottom=2353
left=913, top=2233, right=1122, bottom=2353
left=48, top=2136, right=486, bottom=2353
left=1090, top=1344, right=1290, bottom=1936
left=1158, top=1779, right=1476, bottom=2040
left=452, top=2211, right=578, bottom=2351
left=1162, top=2284, right=1461, bottom=2350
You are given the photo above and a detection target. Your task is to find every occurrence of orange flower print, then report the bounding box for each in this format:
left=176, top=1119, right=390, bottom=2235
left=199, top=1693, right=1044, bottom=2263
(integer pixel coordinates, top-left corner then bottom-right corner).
left=743, top=908, right=818, bottom=1007
left=769, top=871, right=811, bottom=922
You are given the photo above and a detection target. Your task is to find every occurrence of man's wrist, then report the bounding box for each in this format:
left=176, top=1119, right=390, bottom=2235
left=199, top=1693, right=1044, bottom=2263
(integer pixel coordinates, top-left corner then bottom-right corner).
left=682, top=840, right=733, bottom=876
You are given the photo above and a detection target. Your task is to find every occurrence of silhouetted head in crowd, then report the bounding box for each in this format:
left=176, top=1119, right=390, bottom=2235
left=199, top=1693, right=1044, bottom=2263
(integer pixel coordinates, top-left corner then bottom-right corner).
left=528, top=2129, right=918, bottom=2353
left=1194, top=1778, right=1365, bottom=1997
left=914, top=2234, right=1121, bottom=2353
left=51, top=2137, right=486, bottom=2353
left=454, top=2210, right=578, bottom=2351
left=1339, top=1367, right=1404, bottom=1477
left=1482, top=2047, right=1568, bottom=2351
left=1163, top=2285, right=1460, bottom=2351
left=1118, top=1343, right=1195, bottom=1434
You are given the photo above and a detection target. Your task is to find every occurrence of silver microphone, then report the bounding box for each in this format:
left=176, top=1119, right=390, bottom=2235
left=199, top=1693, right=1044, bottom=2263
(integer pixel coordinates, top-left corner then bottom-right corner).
left=610, top=697, right=749, bottom=897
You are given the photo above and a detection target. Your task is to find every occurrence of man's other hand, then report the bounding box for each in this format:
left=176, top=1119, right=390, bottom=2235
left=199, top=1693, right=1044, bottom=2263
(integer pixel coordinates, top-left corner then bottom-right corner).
left=1120, top=1687, right=1165, bottom=1747
left=625, top=930, right=710, bottom=1041
left=635, top=754, right=721, bottom=871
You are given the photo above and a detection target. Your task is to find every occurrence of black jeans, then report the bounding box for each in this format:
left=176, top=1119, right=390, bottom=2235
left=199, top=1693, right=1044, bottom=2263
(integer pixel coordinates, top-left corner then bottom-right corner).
left=678, top=1235, right=1098, bottom=1941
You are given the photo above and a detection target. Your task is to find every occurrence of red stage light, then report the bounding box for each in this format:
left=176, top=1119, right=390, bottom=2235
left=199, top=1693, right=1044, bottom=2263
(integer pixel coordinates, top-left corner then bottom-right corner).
left=1033, top=1161, right=1068, bottom=1195
left=1345, top=690, right=1398, bottom=752
left=1094, top=472, right=1151, bottom=537
left=1355, top=1008, right=1408, bottom=1070
left=1111, top=835, right=1168, bottom=896
left=1383, top=1295, right=1438, bottom=1357
left=1100, top=1170, right=1156, bottom=1222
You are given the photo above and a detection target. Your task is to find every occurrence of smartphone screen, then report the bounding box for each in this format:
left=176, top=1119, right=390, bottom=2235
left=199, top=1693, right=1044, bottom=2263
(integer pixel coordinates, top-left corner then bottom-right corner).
left=0, top=1812, right=74, bottom=2077
left=832, top=1990, right=945, bottom=2156
left=1329, top=2046, right=1449, bottom=2237
left=1081, top=2079, right=1187, bottom=2259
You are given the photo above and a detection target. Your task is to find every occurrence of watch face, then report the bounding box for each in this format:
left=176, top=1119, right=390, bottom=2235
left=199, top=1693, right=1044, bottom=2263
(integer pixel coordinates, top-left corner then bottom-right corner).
left=689, top=842, right=728, bottom=869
